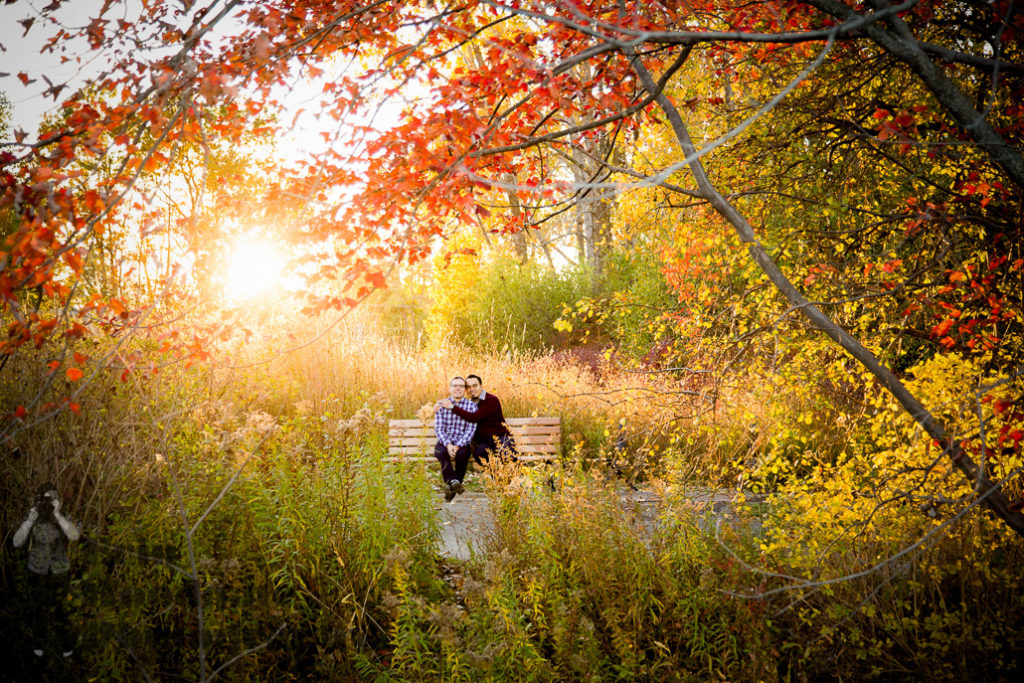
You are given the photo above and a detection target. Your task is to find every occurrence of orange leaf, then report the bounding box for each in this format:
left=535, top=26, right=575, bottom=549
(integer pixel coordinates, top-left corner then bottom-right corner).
left=64, top=250, right=84, bottom=274
left=366, top=270, right=388, bottom=290
left=66, top=367, right=84, bottom=381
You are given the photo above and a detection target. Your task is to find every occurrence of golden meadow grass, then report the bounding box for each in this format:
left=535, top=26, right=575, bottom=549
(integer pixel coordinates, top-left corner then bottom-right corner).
left=3, top=311, right=1022, bottom=680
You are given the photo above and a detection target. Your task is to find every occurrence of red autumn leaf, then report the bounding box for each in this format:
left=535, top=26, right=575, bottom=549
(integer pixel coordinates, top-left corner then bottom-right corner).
left=66, top=367, right=84, bottom=381
left=932, top=319, right=954, bottom=337
left=64, top=251, right=84, bottom=274
left=253, top=32, right=272, bottom=60
left=64, top=323, right=88, bottom=339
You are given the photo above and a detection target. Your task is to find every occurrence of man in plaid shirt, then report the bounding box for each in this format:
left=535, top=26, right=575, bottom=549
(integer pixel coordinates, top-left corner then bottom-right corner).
left=435, top=376, right=478, bottom=501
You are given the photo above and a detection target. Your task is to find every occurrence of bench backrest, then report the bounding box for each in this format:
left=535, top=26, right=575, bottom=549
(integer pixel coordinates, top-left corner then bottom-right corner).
left=387, top=416, right=561, bottom=459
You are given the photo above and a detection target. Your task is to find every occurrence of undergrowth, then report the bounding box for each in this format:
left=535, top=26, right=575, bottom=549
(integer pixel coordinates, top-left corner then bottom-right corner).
left=2, top=332, right=1022, bottom=680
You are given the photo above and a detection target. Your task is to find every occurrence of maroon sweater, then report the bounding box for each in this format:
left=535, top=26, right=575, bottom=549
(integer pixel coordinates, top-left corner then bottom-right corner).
left=451, top=392, right=511, bottom=443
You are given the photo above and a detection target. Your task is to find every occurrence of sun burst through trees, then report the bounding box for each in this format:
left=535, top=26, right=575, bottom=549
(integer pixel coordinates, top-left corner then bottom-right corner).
left=223, top=240, right=282, bottom=303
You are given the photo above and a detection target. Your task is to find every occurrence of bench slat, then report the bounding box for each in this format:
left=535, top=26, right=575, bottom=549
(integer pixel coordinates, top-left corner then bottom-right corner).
left=388, top=416, right=560, bottom=429
left=382, top=454, right=557, bottom=463
left=509, top=417, right=561, bottom=425
left=388, top=426, right=561, bottom=437
left=387, top=444, right=561, bottom=454
left=511, top=426, right=562, bottom=436
left=386, top=441, right=557, bottom=451
left=388, top=432, right=559, bottom=446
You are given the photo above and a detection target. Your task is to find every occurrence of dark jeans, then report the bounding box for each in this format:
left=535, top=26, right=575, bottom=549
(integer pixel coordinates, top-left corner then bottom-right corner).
left=472, top=434, right=518, bottom=466
left=29, top=572, right=74, bottom=654
left=434, top=441, right=472, bottom=484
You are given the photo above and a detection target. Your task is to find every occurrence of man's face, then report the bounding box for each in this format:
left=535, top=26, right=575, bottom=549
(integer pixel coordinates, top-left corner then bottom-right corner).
left=449, top=378, right=467, bottom=400
left=466, top=377, right=482, bottom=399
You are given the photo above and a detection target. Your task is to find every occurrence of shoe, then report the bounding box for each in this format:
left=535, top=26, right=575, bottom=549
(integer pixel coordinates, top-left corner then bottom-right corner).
left=444, top=482, right=457, bottom=502
left=452, top=479, right=464, bottom=495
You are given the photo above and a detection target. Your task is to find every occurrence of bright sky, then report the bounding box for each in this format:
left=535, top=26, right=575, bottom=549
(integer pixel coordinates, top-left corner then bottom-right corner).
left=0, top=0, right=408, bottom=161
left=0, top=0, right=118, bottom=137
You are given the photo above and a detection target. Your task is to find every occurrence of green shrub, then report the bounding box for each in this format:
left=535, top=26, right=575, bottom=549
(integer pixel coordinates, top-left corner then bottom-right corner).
left=429, top=259, right=594, bottom=353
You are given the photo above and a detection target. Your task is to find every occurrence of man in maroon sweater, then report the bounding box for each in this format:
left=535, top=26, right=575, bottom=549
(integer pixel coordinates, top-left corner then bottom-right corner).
left=438, top=374, right=518, bottom=465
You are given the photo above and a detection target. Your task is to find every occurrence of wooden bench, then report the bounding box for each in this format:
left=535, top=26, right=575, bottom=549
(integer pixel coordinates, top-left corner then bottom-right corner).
left=386, top=416, right=561, bottom=463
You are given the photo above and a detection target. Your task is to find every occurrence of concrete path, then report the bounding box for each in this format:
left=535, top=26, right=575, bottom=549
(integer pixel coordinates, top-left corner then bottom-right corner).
left=437, top=492, right=494, bottom=560
left=436, top=488, right=761, bottom=561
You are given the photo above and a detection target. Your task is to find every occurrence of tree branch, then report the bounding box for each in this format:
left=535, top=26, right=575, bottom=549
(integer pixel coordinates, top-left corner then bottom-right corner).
left=627, top=44, right=1024, bottom=538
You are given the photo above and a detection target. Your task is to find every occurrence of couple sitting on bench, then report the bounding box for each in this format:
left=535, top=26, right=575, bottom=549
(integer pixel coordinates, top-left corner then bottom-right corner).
left=433, top=374, right=517, bottom=501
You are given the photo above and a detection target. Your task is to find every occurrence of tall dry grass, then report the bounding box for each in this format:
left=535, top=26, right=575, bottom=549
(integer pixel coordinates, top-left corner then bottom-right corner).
left=3, top=310, right=1023, bottom=681
left=245, top=315, right=749, bottom=483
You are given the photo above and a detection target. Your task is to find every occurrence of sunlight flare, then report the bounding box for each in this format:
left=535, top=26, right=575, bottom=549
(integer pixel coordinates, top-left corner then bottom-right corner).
left=224, top=240, right=282, bottom=302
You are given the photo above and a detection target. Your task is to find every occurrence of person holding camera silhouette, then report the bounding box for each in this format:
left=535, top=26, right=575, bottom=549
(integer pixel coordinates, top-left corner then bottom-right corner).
left=12, top=483, right=81, bottom=660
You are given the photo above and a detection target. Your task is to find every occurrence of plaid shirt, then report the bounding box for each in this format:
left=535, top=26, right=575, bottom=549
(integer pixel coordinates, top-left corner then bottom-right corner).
left=435, top=397, right=477, bottom=447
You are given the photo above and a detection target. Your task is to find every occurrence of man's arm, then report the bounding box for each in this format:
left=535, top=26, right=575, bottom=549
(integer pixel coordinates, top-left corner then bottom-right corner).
left=12, top=507, right=37, bottom=548
left=451, top=395, right=498, bottom=423
left=53, top=501, right=80, bottom=542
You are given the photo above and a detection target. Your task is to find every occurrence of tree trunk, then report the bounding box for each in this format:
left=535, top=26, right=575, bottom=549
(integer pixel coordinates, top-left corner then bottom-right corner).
left=502, top=173, right=529, bottom=264
left=571, top=132, right=616, bottom=282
